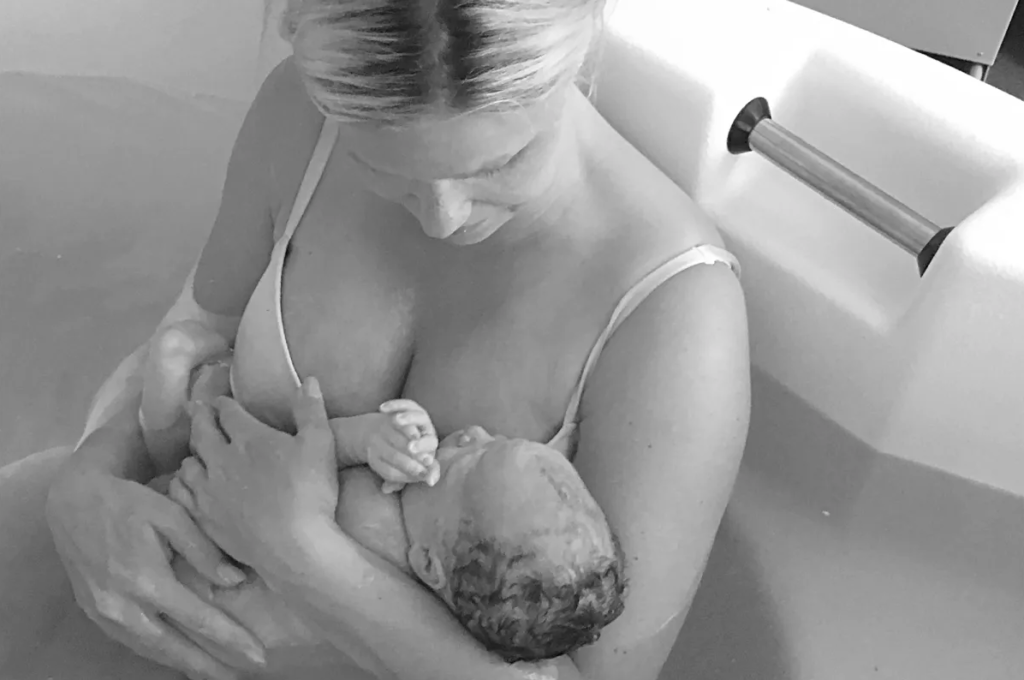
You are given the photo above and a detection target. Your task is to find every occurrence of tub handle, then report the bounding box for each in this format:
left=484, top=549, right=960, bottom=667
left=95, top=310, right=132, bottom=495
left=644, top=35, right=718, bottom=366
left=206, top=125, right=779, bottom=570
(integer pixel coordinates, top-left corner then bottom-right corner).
left=727, top=97, right=953, bottom=276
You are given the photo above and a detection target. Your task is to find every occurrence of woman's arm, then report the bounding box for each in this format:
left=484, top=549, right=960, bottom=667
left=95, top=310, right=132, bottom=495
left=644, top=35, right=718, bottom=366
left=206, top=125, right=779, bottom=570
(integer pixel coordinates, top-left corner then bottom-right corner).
left=263, top=265, right=749, bottom=680
left=264, top=518, right=582, bottom=680
left=74, top=55, right=301, bottom=463
left=569, top=263, right=750, bottom=678
left=46, top=57, right=311, bottom=679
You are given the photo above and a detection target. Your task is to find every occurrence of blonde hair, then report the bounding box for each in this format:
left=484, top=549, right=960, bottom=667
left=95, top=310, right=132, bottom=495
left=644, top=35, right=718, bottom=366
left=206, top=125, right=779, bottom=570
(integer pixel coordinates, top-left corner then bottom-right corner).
left=267, top=0, right=605, bottom=124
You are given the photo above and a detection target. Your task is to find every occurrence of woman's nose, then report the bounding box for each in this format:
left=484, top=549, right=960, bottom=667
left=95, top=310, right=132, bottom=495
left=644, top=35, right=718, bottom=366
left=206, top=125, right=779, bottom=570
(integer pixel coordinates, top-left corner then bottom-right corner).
left=418, top=180, right=472, bottom=239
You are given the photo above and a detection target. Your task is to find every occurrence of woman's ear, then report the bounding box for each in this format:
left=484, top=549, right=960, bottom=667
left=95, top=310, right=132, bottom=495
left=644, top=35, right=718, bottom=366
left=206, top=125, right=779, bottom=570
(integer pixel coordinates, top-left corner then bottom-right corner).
left=407, top=543, right=447, bottom=592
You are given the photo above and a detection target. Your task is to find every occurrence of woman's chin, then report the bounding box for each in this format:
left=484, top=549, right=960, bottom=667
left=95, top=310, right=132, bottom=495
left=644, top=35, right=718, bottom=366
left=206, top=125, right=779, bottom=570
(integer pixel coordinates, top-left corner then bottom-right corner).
left=442, top=216, right=507, bottom=246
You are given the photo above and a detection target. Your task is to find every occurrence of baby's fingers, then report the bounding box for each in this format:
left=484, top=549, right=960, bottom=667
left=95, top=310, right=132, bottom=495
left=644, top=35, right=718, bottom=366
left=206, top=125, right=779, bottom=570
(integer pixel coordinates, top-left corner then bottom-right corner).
left=389, top=408, right=434, bottom=436
left=408, top=434, right=438, bottom=461
left=379, top=399, right=426, bottom=415
left=382, top=423, right=436, bottom=464
left=369, top=447, right=429, bottom=485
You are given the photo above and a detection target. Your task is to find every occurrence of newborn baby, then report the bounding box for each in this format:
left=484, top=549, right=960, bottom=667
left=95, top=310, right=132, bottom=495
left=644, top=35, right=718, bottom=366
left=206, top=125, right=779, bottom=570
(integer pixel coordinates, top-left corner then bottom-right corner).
left=140, top=321, right=627, bottom=664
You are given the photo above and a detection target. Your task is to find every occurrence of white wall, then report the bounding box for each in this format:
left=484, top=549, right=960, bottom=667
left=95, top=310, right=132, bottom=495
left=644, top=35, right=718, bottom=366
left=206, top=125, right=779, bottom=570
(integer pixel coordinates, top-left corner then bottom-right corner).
left=0, top=0, right=291, bottom=100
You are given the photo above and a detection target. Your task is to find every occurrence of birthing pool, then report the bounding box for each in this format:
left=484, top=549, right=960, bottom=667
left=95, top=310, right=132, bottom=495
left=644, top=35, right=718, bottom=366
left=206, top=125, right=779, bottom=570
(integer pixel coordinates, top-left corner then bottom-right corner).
left=1, top=0, right=1022, bottom=678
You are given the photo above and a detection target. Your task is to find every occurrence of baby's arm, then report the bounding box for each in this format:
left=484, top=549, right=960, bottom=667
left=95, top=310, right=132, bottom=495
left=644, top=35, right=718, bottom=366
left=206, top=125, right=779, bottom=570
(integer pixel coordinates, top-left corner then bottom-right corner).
left=139, top=320, right=232, bottom=474
left=329, top=400, right=440, bottom=493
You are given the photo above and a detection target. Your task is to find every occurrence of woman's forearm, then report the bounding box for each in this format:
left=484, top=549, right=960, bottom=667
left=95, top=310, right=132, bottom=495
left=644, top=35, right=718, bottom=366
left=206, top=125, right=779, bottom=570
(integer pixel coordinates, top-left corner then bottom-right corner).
left=263, top=519, right=586, bottom=680
left=70, top=387, right=155, bottom=484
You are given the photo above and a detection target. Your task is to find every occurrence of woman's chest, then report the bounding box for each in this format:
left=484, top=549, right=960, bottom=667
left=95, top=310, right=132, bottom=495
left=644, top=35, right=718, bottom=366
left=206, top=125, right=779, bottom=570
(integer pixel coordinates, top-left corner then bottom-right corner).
left=276, top=215, right=602, bottom=441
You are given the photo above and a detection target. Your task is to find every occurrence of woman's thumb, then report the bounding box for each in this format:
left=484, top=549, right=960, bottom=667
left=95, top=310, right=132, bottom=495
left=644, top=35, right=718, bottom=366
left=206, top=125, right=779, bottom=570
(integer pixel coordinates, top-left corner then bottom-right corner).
left=294, top=377, right=330, bottom=438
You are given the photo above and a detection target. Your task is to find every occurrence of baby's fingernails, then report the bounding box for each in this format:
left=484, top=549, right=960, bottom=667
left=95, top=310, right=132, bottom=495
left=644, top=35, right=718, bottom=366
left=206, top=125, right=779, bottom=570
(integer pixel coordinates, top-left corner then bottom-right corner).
left=426, top=465, right=441, bottom=486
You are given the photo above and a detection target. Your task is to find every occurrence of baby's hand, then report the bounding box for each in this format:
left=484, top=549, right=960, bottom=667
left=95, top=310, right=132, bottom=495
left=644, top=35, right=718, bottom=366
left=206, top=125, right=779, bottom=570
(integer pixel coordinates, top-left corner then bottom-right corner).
left=367, top=399, right=440, bottom=494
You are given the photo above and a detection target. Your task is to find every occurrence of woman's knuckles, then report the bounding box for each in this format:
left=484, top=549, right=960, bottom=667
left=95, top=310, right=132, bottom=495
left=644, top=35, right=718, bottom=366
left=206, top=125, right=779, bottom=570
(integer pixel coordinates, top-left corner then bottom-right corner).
left=131, top=574, right=166, bottom=602
left=92, top=590, right=132, bottom=623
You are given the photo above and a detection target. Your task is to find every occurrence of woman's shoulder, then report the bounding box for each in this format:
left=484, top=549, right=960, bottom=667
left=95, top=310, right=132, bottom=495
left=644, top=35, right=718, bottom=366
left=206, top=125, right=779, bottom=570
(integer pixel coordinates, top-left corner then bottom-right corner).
left=580, top=105, right=728, bottom=275
left=582, top=153, right=735, bottom=317
left=250, top=57, right=328, bottom=222
left=192, top=57, right=326, bottom=317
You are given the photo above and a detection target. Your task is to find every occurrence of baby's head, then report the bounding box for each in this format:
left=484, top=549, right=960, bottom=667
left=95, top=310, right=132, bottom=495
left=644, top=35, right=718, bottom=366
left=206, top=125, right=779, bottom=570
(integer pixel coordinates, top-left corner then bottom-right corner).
left=401, top=427, right=627, bottom=661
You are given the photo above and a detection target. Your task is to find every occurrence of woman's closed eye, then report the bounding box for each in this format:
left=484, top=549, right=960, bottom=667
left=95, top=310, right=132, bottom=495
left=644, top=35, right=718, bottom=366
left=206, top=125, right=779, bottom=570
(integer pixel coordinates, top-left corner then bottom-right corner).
left=476, top=144, right=532, bottom=180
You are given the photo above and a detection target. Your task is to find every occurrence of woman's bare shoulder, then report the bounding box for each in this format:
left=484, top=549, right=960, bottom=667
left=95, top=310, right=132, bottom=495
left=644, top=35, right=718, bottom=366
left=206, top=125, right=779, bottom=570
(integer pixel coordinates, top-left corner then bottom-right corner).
left=193, top=57, right=325, bottom=317
left=252, top=57, right=326, bottom=217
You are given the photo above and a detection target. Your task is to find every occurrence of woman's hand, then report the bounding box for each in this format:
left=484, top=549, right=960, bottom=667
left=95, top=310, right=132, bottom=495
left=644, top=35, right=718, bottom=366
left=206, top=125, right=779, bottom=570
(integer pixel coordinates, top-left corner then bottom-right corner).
left=45, top=466, right=267, bottom=680
left=177, top=377, right=339, bottom=574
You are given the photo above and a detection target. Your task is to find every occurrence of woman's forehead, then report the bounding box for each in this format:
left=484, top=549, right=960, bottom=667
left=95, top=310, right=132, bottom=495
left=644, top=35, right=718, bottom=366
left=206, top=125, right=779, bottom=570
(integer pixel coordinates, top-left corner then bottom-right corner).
left=337, top=92, right=566, bottom=180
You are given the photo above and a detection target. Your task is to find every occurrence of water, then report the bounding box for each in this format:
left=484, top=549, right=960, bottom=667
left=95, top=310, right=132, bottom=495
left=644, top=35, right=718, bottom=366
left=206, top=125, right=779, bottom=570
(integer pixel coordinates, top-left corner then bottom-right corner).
left=664, top=368, right=1024, bottom=679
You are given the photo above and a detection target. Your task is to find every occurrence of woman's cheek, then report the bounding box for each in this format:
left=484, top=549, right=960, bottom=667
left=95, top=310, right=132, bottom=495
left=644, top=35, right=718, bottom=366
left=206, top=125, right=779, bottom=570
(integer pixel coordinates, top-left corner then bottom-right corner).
left=467, top=173, right=541, bottom=206
left=363, top=176, right=409, bottom=201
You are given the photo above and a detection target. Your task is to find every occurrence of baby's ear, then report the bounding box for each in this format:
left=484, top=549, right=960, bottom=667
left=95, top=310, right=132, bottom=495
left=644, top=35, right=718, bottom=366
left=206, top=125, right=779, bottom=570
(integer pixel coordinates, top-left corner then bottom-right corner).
left=407, top=544, right=447, bottom=592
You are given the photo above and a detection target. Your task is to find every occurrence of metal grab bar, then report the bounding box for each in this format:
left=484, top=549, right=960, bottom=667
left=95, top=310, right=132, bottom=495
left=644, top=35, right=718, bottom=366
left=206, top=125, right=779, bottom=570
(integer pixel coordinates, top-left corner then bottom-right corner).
left=727, top=97, right=954, bottom=275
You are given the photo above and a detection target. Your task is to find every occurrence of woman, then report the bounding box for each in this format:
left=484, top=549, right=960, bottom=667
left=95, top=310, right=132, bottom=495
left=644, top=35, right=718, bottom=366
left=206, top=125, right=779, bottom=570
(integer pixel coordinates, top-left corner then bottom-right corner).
left=0, top=1, right=750, bottom=679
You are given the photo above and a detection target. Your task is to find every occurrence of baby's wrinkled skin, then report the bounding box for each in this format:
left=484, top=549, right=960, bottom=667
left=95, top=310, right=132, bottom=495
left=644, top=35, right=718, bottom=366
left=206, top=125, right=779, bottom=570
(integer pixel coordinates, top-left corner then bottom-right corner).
left=140, top=323, right=613, bottom=670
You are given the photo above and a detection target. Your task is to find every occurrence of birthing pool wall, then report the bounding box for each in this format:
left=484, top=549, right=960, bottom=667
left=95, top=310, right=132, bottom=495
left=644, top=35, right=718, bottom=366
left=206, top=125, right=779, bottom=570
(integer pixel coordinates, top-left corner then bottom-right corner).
left=1, top=1, right=1022, bottom=679
left=599, top=0, right=1024, bottom=498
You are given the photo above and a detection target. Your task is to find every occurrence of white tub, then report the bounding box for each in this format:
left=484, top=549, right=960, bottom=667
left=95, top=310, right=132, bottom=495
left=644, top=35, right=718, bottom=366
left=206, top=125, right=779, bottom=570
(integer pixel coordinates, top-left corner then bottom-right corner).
left=0, top=1, right=1021, bottom=678
left=600, top=2, right=1023, bottom=678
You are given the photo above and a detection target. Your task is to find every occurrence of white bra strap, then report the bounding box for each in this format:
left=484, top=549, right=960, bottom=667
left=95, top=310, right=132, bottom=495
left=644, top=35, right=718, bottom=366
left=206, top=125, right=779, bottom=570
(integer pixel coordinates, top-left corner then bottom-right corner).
left=557, top=244, right=740, bottom=432
left=279, top=118, right=339, bottom=243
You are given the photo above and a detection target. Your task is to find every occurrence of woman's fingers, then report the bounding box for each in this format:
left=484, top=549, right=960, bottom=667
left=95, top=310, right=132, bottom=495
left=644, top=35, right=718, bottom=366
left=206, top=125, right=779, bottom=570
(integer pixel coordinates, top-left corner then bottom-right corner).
left=135, top=618, right=242, bottom=680
left=178, top=456, right=207, bottom=484
left=212, top=397, right=265, bottom=445
left=167, top=476, right=197, bottom=514
left=146, top=578, right=266, bottom=669
left=189, top=402, right=229, bottom=461
left=90, top=595, right=242, bottom=680
left=293, top=378, right=332, bottom=449
left=153, top=498, right=243, bottom=587
left=131, top=611, right=242, bottom=680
